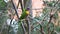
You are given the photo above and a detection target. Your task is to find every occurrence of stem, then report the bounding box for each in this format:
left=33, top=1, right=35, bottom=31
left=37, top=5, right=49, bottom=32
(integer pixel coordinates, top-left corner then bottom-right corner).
left=19, top=0, right=24, bottom=11
left=11, top=0, right=19, bottom=19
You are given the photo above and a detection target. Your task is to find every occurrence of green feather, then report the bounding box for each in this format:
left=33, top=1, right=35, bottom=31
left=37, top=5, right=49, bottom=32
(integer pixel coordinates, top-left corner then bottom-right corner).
left=19, top=9, right=28, bottom=20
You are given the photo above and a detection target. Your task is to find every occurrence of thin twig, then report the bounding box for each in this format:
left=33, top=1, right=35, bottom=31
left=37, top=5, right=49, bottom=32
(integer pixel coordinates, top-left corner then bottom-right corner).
left=11, top=0, right=19, bottom=19
left=47, top=4, right=59, bottom=34
left=27, top=16, right=31, bottom=34
left=19, top=0, right=24, bottom=11
left=21, top=21, right=27, bottom=34
left=17, top=0, right=20, bottom=8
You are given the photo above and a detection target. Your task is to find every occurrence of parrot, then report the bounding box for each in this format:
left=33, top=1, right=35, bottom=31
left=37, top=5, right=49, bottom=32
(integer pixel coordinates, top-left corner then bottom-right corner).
left=18, top=8, right=30, bottom=34
left=19, top=8, right=30, bottom=20
left=18, top=8, right=30, bottom=32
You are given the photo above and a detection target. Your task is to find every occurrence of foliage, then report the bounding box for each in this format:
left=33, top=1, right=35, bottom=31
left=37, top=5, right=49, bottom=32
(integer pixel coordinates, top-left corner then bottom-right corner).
left=0, top=0, right=60, bottom=34
left=0, top=0, right=7, bottom=9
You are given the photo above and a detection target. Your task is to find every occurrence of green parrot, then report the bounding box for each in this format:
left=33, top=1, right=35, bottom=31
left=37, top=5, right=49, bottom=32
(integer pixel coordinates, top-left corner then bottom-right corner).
left=18, top=8, right=30, bottom=34
left=19, top=8, right=30, bottom=20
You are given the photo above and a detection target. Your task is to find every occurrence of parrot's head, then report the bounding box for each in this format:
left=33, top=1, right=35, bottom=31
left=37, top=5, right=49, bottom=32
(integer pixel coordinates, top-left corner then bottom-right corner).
left=26, top=8, right=30, bottom=15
